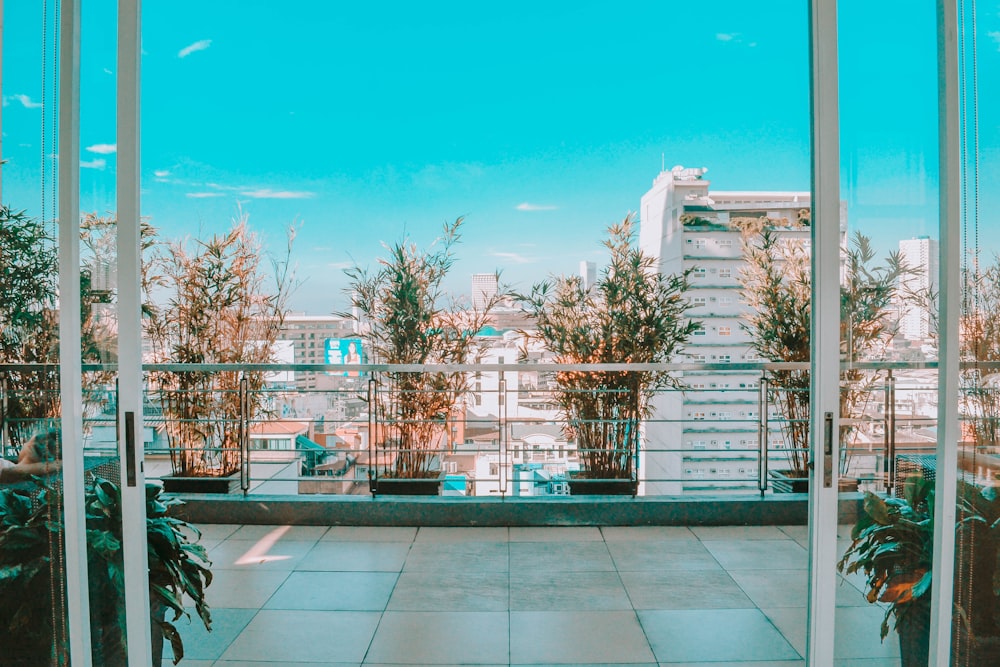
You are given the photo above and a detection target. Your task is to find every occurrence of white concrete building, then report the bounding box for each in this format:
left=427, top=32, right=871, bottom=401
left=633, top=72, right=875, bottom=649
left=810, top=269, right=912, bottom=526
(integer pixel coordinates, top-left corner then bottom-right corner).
left=472, top=273, right=499, bottom=309
left=579, top=261, right=597, bottom=291
left=898, top=236, right=939, bottom=342
left=638, top=165, right=843, bottom=494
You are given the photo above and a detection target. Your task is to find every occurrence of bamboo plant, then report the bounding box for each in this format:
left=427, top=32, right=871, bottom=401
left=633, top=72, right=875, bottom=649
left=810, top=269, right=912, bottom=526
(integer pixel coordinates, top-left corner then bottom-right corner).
left=740, top=220, right=911, bottom=479
left=520, top=215, right=698, bottom=482
left=346, top=218, right=504, bottom=479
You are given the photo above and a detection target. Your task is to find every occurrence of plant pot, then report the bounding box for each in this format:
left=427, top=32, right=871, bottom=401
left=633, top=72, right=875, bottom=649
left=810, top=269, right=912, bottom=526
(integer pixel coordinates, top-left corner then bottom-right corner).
left=897, top=600, right=931, bottom=667
left=371, top=472, right=445, bottom=496
left=567, top=471, right=637, bottom=496
left=769, top=470, right=809, bottom=494
left=161, top=472, right=242, bottom=494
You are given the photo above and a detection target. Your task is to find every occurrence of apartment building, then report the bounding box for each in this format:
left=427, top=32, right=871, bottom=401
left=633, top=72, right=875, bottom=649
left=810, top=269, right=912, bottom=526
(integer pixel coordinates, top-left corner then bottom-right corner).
left=277, top=314, right=357, bottom=390
left=639, top=165, right=844, bottom=494
left=898, top=236, right=939, bottom=342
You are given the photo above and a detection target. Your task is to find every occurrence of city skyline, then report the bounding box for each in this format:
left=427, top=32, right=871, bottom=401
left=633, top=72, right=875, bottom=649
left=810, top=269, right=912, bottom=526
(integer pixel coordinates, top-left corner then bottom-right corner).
left=2, top=1, right=997, bottom=314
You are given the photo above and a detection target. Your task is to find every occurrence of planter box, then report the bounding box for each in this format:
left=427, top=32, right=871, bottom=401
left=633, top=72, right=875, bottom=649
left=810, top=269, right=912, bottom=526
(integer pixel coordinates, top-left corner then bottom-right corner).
left=372, top=472, right=444, bottom=496
left=162, top=473, right=242, bottom=494
left=769, top=471, right=860, bottom=494
left=567, top=472, right=637, bottom=496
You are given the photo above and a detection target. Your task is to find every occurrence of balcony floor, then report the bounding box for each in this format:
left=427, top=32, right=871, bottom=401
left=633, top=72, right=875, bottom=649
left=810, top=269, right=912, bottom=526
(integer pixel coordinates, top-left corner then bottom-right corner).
left=168, top=524, right=902, bottom=666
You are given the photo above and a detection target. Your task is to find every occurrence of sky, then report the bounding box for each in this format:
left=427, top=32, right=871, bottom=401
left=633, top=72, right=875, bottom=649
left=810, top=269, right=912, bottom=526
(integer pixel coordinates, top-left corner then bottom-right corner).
left=2, top=1, right=999, bottom=314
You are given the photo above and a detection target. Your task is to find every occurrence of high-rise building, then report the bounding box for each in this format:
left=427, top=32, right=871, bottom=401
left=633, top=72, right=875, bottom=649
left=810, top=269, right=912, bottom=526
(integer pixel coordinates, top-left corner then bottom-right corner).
left=580, top=261, right=597, bottom=291
left=638, top=165, right=842, bottom=494
left=898, top=236, right=939, bottom=341
left=472, top=273, right=499, bottom=310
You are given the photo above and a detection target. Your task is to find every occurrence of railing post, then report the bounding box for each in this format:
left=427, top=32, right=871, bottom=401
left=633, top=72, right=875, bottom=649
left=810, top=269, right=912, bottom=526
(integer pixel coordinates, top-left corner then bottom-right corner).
left=758, top=374, right=769, bottom=496
left=887, top=369, right=897, bottom=494
left=367, top=375, right=377, bottom=495
left=499, top=370, right=507, bottom=496
left=239, top=375, right=250, bottom=496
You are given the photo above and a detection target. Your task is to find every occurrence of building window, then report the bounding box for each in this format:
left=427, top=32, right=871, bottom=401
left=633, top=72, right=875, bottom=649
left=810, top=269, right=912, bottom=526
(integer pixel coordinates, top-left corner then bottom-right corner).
left=719, top=326, right=731, bottom=336
left=692, top=412, right=706, bottom=420
left=692, top=296, right=707, bottom=306
left=719, top=268, right=732, bottom=278
left=719, top=355, right=731, bottom=363
left=693, top=268, right=707, bottom=278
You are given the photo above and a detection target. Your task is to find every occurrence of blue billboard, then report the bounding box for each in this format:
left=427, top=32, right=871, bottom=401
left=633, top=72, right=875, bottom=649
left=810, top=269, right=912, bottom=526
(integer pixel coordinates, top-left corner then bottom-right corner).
left=325, top=338, right=363, bottom=376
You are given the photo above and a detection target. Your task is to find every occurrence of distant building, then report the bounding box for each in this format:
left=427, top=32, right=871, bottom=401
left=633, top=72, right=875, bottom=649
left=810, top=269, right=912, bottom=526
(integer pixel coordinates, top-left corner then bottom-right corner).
left=580, top=261, right=597, bottom=290
left=472, top=273, right=499, bottom=309
left=898, top=236, right=939, bottom=341
left=277, top=314, right=356, bottom=390
left=638, top=165, right=842, bottom=494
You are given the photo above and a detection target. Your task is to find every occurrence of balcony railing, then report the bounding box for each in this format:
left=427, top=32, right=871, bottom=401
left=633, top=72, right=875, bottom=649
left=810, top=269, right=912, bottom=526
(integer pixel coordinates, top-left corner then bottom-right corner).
left=2, top=360, right=982, bottom=499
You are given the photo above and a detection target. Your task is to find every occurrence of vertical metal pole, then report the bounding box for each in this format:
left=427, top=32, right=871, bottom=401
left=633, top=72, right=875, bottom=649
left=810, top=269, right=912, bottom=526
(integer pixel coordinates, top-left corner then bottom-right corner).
left=118, top=0, right=152, bottom=664
left=931, top=0, right=960, bottom=663
left=806, top=0, right=841, bottom=665
left=0, top=0, right=4, bottom=202
left=758, top=374, right=769, bottom=496
left=239, top=375, right=250, bottom=495
left=888, top=370, right=897, bottom=494
left=57, top=1, right=93, bottom=663
left=499, top=371, right=507, bottom=495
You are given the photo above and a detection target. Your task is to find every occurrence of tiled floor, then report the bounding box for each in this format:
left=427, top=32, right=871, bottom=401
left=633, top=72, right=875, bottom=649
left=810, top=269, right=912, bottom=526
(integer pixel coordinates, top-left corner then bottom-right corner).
left=165, top=524, right=903, bottom=667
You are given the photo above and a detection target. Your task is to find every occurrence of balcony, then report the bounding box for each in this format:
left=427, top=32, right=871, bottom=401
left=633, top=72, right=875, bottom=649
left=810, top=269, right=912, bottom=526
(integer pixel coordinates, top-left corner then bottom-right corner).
left=170, top=522, right=901, bottom=666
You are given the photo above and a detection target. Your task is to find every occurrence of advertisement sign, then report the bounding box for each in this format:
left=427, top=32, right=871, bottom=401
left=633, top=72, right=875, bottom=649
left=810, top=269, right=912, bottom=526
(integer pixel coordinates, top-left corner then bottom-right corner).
left=325, top=338, right=363, bottom=376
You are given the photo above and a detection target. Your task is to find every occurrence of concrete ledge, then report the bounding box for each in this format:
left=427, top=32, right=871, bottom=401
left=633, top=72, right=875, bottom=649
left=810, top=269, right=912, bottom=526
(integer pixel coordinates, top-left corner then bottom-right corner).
left=172, top=493, right=864, bottom=527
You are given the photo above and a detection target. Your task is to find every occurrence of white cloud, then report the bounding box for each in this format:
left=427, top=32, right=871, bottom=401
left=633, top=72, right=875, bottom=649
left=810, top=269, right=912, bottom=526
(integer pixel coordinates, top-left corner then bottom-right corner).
left=490, top=251, right=532, bottom=264
left=5, top=94, right=43, bottom=109
left=327, top=261, right=353, bottom=270
left=240, top=188, right=316, bottom=199
left=186, top=192, right=223, bottom=198
left=80, top=158, right=106, bottom=170
left=991, top=31, right=1000, bottom=50
left=103, top=68, right=113, bottom=75
left=86, top=143, right=117, bottom=154
left=516, top=202, right=558, bottom=212
left=716, top=33, right=738, bottom=42
left=153, top=169, right=171, bottom=178
left=178, top=39, right=212, bottom=58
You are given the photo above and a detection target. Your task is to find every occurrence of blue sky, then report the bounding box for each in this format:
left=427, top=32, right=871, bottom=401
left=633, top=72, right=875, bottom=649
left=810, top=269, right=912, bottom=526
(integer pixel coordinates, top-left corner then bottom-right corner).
left=2, top=1, right=998, bottom=314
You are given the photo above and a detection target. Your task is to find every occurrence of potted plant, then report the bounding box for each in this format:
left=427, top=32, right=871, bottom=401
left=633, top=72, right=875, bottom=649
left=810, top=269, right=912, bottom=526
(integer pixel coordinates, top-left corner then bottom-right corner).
left=954, top=480, right=1000, bottom=664
left=739, top=219, right=911, bottom=492
left=145, top=214, right=295, bottom=492
left=0, top=477, right=212, bottom=666
left=345, top=218, right=503, bottom=494
left=837, top=475, right=934, bottom=667
left=520, top=215, right=698, bottom=494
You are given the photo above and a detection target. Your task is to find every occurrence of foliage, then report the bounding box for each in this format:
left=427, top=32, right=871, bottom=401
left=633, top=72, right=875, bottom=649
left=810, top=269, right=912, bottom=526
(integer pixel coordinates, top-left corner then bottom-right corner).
left=0, top=477, right=211, bottom=665
left=960, top=257, right=1000, bottom=450
left=955, top=479, right=1000, bottom=637
left=146, top=213, right=295, bottom=477
left=838, top=476, right=936, bottom=640
left=346, top=218, right=503, bottom=479
left=519, top=215, right=698, bottom=479
left=740, top=225, right=912, bottom=477
left=0, top=205, right=61, bottom=451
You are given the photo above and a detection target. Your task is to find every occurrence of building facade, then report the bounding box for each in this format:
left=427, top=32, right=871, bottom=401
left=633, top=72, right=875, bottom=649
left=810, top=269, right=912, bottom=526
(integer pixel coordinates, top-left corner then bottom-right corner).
left=898, top=236, right=940, bottom=342
left=638, top=165, right=845, bottom=494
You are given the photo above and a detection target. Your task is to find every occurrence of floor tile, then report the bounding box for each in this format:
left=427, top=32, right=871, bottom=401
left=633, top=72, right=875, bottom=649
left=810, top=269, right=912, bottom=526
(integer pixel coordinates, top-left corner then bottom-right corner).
left=388, top=570, right=509, bottom=611
left=727, top=569, right=870, bottom=608
left=209, top=539, right=315, bottom=570
left=228, top=524, right=329, bottom=542
left=510, top=541, right=615, bottom=572
left=295, top=541, right=411, bottom=572
left=656, top=662, right=803, bottom=667
left=320, top=526, right=417, bottom=542
left=510, top=611, right=656, bottom=664
left=264, top=571, right=397, bottom=610
left=404, top=541, right=508, bottom=572
left=777, top=524, right=809, bottom=542
left=638, top=609, right=801, bottom=663
left=762, top=606, right=901, bottom=660
left=205, top=569, right=290, bottom=608
left=702, top=539, right=808, bottom=570
left=366, top=611, right=509, bottom=664
left=192, top=523, right=242, bottom=540
left=606, top=539, right=722, bottom=572
left=509, top=526, right=603, bottom=541
left=167, top=607, right=257, bottom=661
left=690, top=525, right=791, bottom=540
left=510, top=571, right=632, bottom=611
left=414, top=526, right=509, bottom=542
left=220, top=610, right=380, bottom=663
left=620, top=570, right=754, bottom=610
left=215, top=663, right=360, bottom=667
left=600, top=526, right=698, bottom=541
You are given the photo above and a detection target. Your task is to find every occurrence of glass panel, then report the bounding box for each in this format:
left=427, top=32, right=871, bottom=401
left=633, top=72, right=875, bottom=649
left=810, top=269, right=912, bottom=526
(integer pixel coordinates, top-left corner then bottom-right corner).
left=836, top=1, right=939, bottom=664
